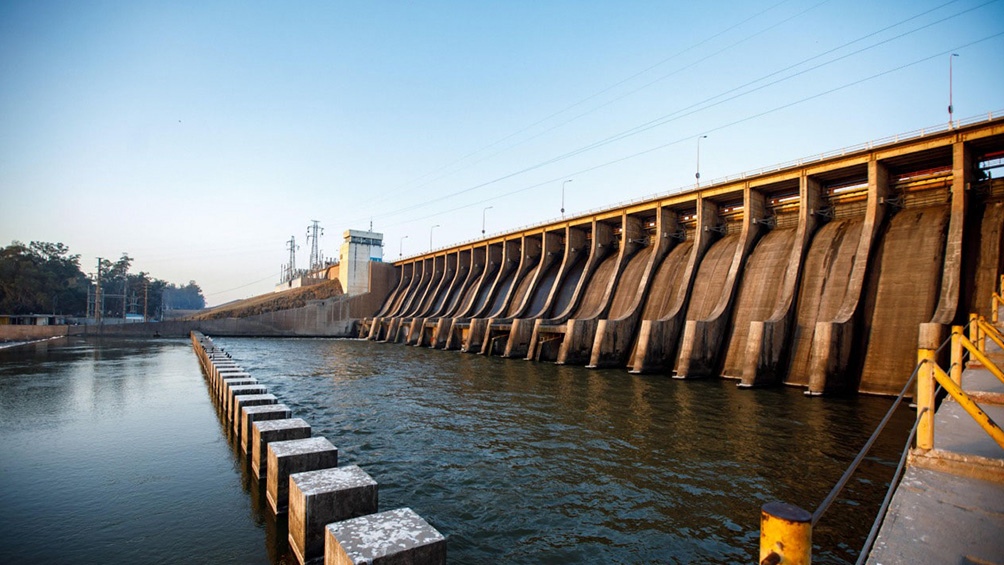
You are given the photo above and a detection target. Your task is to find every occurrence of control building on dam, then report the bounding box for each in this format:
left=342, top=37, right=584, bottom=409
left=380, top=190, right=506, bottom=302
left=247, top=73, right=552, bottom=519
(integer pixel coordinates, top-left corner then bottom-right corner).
left=363, top=115, right=1004, bottom=396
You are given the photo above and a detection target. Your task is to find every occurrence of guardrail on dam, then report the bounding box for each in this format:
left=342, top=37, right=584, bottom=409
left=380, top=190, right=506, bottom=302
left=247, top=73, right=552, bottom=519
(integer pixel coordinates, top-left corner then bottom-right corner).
left=363, top=114, right=1004, bottom=396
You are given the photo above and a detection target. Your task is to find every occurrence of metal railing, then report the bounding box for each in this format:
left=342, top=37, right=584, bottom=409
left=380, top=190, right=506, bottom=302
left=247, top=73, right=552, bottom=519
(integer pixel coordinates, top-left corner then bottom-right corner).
left=400, top=109, right=1003, bottom=263
left=761, top=276, right=1004, bottom=564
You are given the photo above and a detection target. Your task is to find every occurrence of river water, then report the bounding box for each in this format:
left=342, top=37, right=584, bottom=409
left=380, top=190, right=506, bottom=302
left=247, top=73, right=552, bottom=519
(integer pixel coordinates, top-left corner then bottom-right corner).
left=0, top=337, right=913, bottom=564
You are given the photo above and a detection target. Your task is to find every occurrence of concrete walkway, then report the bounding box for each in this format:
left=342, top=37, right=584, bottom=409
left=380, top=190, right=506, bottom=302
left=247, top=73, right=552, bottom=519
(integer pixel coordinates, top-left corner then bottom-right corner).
left=867, top=333, right=1004, bottom=565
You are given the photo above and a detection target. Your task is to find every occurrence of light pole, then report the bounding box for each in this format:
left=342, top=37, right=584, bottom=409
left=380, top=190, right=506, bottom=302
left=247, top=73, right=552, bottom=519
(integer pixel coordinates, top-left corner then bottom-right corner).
left=948, top=53, right=959, bottom=128
left=695, top=135, right=708, bottom=188
left=399, top=235, right=408, bottom=258
left=430, top=224, right=440, bottom=251
left=561, top=179, right=572, bottom=218
left=482, top=206, right=493, bottom=236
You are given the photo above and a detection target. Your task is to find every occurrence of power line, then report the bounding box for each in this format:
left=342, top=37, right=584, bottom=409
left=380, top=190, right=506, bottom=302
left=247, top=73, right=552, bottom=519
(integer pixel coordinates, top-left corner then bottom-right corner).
left=205, top=272, right=281, bottom=297
left=376, top=31, right=1004, bottom=231
left=350, top=0, right=999, bottom=225
left=357, top=0, right=799, bottom=209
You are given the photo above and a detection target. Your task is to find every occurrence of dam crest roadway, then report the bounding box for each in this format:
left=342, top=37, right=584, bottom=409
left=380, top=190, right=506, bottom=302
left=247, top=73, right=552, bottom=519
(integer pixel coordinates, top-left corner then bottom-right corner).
left=365, top=114, right=1004, bottom=397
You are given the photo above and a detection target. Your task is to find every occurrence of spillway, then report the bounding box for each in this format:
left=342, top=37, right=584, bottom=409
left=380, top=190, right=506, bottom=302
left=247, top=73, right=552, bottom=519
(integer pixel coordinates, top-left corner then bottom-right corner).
left=681, top=235, right=738, bottom=323
left=570, top=253, right=620, bottom=318
left=551, top=258, right=587, bottom=317
left=503, top=265, right=537, bottom=317
left=522, top=262, right=559, bottom=318
left=785, top=219, right=864, bottom=386
left=485, top=267, right=517, bottom=317
left=640, top=241, right=693, bottom=321
left=606, top=247, right=652, bottom=319
left=858, top=205, right=949, bottom=395
left=721, top=228, right=797, bottom=378
left=674, top=233, right=739, bottom=373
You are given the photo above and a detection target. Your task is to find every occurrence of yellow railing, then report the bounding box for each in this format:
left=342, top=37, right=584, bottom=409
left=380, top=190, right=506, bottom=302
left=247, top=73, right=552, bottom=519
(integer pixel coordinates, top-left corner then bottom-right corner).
left=916, top=322, right=1004, bottom=451
left=759, top=310, right=1004, bottom=564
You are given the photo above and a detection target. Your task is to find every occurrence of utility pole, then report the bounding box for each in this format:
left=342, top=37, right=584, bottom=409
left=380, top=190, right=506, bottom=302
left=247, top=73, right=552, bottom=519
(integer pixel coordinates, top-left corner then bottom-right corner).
left=95, top=258, right=103, bottom=324
left=143, top=280, right=149, bottom=322
left=948, top=53, right=959, bottom=128
left=122, top=274, right=128, bottom=320
left=286, top=235, right=299, bottom=282
left=306, top=220, right=324, bottom=271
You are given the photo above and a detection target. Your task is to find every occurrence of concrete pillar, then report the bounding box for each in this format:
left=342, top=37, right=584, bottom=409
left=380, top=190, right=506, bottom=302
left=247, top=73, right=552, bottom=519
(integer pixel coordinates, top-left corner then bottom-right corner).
left=251, top=418, right=312, bottom=480
left=240, top=403, right=291, bottom=452
left=232, top=394, right=278, bottom=435
left=226, top=384, right=267, bottom=420
left=218, top=376, right=255, bottom=404
left=289, top=465, right=378, bottom=565
left=324, top=508, right=446, bottom=565
left=267, top=437, right=339, bottom=514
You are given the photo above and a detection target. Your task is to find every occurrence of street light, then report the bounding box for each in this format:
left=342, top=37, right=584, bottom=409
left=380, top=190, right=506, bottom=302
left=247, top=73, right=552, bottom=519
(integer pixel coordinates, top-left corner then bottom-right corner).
left=482, top=206, right=493, bottom=236
left=695, top=135, right=708, bottom=188
left=949, top=53, right=959, bottom=128
left=430, top=224, right=440, bottom=251
left=399, top=235, right=408, bottom=257
left=561, top=179, right=573, bottom=218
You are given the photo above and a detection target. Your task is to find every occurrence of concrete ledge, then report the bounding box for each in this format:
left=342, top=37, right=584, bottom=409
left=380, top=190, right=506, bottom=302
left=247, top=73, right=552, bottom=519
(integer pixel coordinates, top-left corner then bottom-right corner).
left=289, top=465, right=378, bottom=565
left=909, top=448, right=1004, bottom=483
left=267, top=437, right=338, bottom=514
left=324, top=507, right=446, bottom=565
left=252, top=418, right=312, bottom=480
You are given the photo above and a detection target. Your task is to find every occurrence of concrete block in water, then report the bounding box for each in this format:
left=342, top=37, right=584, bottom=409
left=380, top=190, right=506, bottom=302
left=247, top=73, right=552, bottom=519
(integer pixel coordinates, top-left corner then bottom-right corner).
left=219, top=377, right=256, bottom=404
left=226, top=385, right=267, bottom=420
left=323, top=508, right=446, bottom=565
left=251, top=418, right=312, bottom=480
left=267, top=437, right=338, bottom=515
left=240, top=404, right=291, bottom=453
left=232, top=394, right=278, bottom=436
left=289, top=465, right=378, bottom=565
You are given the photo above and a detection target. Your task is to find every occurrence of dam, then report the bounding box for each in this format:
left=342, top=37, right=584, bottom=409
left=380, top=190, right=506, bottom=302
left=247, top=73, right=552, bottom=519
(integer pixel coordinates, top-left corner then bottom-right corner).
left=366, top=116, right=1004, bottom=395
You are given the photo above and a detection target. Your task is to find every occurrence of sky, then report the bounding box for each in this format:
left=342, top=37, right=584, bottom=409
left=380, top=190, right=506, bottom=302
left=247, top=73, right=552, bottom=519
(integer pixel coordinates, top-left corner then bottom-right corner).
left=1, top=0, right=1002, bottom=307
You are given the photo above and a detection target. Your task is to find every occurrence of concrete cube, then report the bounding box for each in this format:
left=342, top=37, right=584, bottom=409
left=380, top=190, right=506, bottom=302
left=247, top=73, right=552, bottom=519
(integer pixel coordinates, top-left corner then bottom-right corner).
left=266, top=437, right=338, bottom=515
left=251, top=418, right=312, bottom=480
left=289, top=466, right=378, bottom=565
left=219, top=377, right=256, bottom=403
left=240, top=404, right=291, bottom=452
left=226, top=385, right=267, bottom=419
left=232, top=394, right=278, bottom=435
left=324, top=508, right=446, bottom=565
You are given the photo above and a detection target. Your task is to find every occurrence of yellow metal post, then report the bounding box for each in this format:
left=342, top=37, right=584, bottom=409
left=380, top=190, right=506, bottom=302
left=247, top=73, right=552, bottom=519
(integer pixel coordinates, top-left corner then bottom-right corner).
left=951, top=325, right=963, bottom=386
left=916, top=353, right=936, bottom=451
left=759, top=502, right=811, bottom=565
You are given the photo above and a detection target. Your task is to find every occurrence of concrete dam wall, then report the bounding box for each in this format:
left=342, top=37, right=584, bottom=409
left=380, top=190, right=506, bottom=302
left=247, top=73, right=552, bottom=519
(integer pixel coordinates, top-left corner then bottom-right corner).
left=365, top=119, right=1004, bottom=396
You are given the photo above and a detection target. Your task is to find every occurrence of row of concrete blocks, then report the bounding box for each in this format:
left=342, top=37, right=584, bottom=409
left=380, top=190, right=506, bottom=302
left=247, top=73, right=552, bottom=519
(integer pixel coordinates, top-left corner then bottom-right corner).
left=190, top=331, right=446, bottom=565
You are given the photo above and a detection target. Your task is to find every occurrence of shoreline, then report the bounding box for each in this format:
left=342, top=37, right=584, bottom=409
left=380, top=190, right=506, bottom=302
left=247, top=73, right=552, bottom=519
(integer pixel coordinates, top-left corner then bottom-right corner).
left=0, top=335, right=66, bottom=350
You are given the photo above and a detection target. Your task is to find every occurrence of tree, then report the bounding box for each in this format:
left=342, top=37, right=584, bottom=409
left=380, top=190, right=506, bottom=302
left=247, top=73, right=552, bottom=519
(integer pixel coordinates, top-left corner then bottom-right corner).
left=0, top=241, right=205, bottom=319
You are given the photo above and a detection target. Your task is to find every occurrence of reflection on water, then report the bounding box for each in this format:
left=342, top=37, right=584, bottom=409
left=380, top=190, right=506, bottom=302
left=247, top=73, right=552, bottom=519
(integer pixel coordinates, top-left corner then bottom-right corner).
left=0, top=338, right=267, bottom=565
left=0, top=337, right=911, bottom=564
left=219, top=337, right=912, bottom=564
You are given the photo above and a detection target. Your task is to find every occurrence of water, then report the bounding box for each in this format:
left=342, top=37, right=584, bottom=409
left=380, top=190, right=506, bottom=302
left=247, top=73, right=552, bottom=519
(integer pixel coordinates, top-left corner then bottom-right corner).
left=0, top=337, right=913, bottom=564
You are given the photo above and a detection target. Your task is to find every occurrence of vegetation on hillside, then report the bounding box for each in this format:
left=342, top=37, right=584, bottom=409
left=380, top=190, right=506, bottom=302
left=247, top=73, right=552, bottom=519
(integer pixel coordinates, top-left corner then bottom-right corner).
left=191, top=279, right=343, bottom=320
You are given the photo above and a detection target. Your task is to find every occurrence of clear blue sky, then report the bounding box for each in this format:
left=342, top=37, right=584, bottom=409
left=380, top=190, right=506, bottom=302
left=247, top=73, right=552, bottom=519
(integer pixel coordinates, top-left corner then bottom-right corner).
left=2, top=0, right=1002, bottom=306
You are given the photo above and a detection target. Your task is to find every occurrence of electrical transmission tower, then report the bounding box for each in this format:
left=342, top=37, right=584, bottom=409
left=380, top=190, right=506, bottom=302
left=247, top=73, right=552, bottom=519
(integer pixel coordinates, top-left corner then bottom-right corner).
left=285, top=235, right=299, bottom=282
left=306, top=220, right=324, bottom=271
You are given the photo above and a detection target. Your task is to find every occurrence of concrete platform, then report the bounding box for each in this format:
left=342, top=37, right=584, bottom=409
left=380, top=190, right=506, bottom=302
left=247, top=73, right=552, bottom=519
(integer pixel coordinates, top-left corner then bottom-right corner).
left=867, top=331, right=1004, bottom=564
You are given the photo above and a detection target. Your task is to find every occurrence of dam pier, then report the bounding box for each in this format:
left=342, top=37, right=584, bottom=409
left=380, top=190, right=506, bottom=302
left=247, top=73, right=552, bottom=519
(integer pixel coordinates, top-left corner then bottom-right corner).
left=366, top=115, right=1004, bottom=398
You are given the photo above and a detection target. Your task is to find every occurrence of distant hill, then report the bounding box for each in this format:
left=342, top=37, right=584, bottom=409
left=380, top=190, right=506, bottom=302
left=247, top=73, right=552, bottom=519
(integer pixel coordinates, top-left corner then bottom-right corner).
left=191, top=279, right=344, bottom=320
